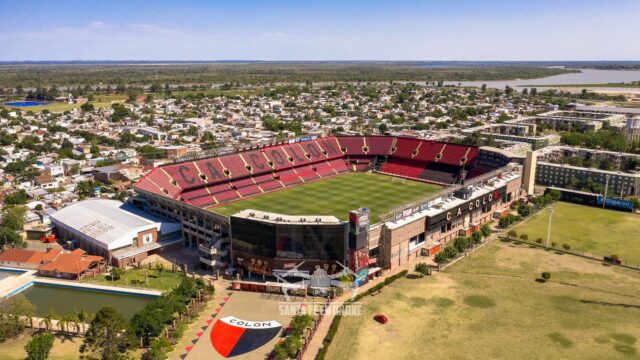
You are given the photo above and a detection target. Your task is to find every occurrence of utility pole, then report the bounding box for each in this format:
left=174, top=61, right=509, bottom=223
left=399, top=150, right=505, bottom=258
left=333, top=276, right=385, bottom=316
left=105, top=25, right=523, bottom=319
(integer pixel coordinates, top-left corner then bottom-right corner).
left=602, top=174, right=610, bottom=209
left=545, top=206, right=554, bottom=250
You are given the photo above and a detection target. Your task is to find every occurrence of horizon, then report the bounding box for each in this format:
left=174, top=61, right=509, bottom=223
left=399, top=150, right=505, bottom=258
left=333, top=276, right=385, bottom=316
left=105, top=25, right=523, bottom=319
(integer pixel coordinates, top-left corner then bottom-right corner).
left=1, top=0, right=639, bottom=61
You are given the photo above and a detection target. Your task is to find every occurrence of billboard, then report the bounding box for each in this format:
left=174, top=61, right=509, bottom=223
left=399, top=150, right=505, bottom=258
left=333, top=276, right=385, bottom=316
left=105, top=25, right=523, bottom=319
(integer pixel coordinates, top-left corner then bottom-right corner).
left=349, top=208, right=370, bottom=250
left=597, top=195, right=634, bottom=211
left=425, top=186, right=507, bottom=231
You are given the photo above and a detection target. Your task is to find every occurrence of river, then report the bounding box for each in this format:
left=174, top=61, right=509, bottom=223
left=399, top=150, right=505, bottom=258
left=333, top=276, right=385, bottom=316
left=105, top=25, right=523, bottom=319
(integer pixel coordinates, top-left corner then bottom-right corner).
left=444, top=68, right=640, bottom=93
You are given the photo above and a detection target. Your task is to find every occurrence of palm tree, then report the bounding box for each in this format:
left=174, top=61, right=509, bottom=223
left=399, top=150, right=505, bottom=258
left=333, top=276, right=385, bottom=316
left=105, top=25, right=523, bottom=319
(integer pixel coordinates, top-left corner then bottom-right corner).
left=75, top=308, right=90, bottom=334
left=40, top=308, right=58, bottom=332
left=59, top=313, right=78, bottom=334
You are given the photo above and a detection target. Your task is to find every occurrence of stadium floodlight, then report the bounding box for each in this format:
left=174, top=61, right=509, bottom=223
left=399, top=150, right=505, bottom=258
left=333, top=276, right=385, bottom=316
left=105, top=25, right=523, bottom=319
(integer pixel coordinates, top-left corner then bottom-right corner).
left=545, top=206, right=554, bottom=250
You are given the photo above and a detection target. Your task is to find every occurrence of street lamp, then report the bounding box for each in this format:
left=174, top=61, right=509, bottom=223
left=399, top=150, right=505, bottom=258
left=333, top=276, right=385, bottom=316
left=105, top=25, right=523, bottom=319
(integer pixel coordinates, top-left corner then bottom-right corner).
left=545, top=206, right=554, bottom=250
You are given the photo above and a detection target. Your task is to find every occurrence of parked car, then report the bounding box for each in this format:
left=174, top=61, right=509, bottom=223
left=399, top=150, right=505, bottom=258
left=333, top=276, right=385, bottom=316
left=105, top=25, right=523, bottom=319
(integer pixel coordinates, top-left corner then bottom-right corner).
left=373, top=314, right=388, bottom=324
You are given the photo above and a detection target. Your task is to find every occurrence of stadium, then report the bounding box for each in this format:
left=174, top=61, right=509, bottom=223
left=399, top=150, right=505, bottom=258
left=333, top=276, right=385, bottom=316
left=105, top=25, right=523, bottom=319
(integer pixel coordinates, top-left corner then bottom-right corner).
left=133, top=136, right=523, bottom=282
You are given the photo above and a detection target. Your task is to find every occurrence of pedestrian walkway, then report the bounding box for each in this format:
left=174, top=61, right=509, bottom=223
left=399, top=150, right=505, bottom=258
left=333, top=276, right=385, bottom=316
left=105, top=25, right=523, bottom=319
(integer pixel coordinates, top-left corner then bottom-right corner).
left=0, top=270, right=36, bottom=297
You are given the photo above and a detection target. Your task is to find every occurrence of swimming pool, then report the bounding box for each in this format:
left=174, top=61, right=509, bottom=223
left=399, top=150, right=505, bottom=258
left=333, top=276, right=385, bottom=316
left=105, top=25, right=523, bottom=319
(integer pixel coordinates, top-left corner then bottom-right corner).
left=19, top=283, right=154, bottom=319
left=4, top=101, right=49, bottom=107
left=0, top=268, right=27, bottom=281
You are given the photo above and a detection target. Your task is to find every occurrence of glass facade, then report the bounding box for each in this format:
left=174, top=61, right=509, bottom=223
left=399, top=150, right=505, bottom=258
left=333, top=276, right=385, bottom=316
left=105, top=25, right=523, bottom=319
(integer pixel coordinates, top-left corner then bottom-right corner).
left=231, top=217, right=347, bottom=262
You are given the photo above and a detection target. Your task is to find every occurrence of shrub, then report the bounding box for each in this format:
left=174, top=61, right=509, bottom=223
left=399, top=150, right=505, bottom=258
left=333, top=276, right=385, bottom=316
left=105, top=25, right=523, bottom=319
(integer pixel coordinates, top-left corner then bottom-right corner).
left=480, top=224, right=492, bottom=238
left=562, top=243, right=571, bottom=251
left=442, top=246, right=458, bottom=260
left=507, top=230, right=517, bottom=239
left=433, top=252, right=447, bottom=264
left=415, top=262, right=430, bottom=275
left=453, top=237, right=469, bottom=252
left=25, top=332, right=54, bottom=360
left=541, top=272, right=551, bottom=281
left=519, top=234, right=528, bottom=241
left=551, top=242, right=557, bottom=248
left=535, top=238, right=543, bottom=244
left=471, top=231, right=483, bottom=244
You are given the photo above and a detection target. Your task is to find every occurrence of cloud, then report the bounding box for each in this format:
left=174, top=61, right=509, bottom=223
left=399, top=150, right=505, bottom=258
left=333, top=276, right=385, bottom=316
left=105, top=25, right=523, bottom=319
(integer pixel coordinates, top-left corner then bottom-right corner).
left=90, top=21, right=107, bottom=29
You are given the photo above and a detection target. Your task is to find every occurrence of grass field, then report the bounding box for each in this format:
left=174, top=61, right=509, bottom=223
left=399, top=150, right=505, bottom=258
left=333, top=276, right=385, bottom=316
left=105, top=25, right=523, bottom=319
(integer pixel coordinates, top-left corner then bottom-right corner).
left=513, top=202, right=640, bottom=264
left=326, top=240, right=640, bottom=359
left=80, top=267, right=185, bottom=291
left=211, top=172, right=441, bottom=223
left=2, top=94, right=127, bottom=113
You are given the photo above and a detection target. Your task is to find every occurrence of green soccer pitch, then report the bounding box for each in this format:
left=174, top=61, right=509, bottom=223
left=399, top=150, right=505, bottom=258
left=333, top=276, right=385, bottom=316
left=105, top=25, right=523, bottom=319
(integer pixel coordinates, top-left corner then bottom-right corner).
left=210, top=172, right=442, bottom=223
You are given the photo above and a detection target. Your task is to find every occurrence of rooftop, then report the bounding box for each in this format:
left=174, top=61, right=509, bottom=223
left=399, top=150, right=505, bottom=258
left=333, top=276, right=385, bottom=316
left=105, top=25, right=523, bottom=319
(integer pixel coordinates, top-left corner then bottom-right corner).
left=231, top=209, right=343, bottom=225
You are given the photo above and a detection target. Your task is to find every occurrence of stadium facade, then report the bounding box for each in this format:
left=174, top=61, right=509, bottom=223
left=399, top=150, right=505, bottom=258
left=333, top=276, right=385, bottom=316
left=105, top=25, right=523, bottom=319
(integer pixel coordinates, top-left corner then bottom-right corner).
left=133, top=136, right=523, bottom=278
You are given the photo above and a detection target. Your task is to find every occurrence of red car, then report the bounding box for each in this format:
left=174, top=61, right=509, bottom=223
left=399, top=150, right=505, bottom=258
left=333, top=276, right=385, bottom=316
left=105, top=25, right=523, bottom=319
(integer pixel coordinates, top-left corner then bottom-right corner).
left=373, top=314, right=388, bottom=324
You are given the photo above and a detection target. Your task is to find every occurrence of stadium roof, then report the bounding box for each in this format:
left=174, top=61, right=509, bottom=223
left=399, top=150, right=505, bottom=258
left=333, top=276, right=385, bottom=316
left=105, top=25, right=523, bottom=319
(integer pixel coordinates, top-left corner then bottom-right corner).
left=232, top=209, right=342, bottom=225
left=50, top=199, right=179, bottom=251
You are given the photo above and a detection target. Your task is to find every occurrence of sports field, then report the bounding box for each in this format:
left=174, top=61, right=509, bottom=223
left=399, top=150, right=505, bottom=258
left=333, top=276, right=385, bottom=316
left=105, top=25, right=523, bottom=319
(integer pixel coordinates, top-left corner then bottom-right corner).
left=325, top=239, right=640, bottom=359
left=513, top=202, right=640, bottom=264
left=211, top=172, right=441, bottom=223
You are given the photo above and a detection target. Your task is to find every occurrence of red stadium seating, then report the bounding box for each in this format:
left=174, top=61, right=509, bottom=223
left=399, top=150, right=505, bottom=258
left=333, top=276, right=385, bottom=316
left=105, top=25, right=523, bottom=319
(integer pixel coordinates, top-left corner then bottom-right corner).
left=316, top=137, right=344, bottom=159
left=135, top=135, right=484, bottom=207
left=391, top=137, right=422, bottom=159
left=296, top=165, right=320, bottom=181
left=237, top=184, right=262, bottom=197
left=379, top=158, right=427, bottom=179
left=258, top=179, right=283, bottom=191
left=189, top=195, right=217, bottom=207
left=366, top=136, right=394, bottom=155
left=277, top=169, right=303, bottom=185
left=213, top=190, right=240, bottom=203
left=438, top=144, right=474, bottom=166
left=263, top=146, right=293, bottom=170
left=328, top=159, right=349, bottom=173
left=314, top=161, right=337, bottom=176
left=336, top=136, right=366, bottom=155
left=240, top=150, right=271, bottom=174
left=413, top=141, right=445, bottom=162
left=219, top=154, right=251, bottom=178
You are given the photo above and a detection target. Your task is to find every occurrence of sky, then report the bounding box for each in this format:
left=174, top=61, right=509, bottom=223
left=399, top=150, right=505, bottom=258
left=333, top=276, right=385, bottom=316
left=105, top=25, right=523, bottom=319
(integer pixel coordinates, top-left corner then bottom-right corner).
left=0, top=0, right=639, bottom=61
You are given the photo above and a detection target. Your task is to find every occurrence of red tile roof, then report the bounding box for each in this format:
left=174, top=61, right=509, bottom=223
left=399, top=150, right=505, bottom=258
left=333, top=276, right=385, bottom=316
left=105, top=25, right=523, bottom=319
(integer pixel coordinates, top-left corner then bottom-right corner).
left=0, top=248, right=103, bottom=276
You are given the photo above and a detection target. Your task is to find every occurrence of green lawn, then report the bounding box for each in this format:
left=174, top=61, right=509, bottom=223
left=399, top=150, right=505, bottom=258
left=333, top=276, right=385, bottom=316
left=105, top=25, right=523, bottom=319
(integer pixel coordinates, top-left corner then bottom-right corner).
left=2, top=95, right=127, bottom=113
left=80, top=267, right=185, bottom=291
left=211, top=172, right=441, bottom=223
left=513, top=202, right=640, bottom=264
left=326, top=240, right=640, bottom=359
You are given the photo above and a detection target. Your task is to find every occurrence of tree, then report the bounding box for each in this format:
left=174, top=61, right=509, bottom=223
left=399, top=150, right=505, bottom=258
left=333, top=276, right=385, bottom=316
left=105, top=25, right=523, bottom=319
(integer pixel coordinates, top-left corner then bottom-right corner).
left=471, top=231, right=483, bottom=244
left=25, top=332, right=54, bottom=360
left=109, top=267, right=124, bottom=281
left=155, top=261, right=164, bottom=276
left=453, top=237, right=469, bottom=252
left=0, top=227, right=25, bottom=249
left=81, top=307, right=134, bottom=360
left=40, top=309, right=58, bottom=332
left=145, top=337, right=172, bottom=360
left=480, top=224, right=492, bottom=238
left=81, top=102, right=95, bottom=112
left=2, top=205, right=26, bottom=231
left=75, top=180, right=96, bottom=198
left=75, top=308, right=91, bottom=334
left=0, top=294, right=35, bottom=342
left=4, top=190, right=28, bottom=205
